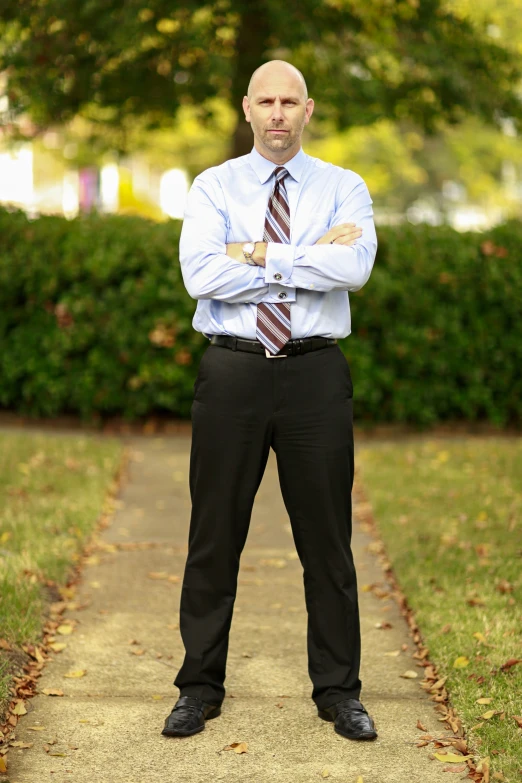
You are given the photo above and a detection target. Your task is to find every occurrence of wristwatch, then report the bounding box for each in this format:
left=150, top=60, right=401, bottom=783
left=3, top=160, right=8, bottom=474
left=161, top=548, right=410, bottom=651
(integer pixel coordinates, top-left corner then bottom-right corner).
left=242, top=241, right=258, bottom=265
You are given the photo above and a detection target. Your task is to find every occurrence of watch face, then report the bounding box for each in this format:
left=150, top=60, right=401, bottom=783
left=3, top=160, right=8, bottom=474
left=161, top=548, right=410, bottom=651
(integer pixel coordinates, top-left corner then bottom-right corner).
left=243, top=242, right=255, bottom=255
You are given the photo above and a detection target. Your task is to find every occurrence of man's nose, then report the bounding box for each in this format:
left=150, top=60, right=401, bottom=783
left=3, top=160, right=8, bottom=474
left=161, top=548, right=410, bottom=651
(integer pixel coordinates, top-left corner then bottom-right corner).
left=270, top=99, right=284, bottom=121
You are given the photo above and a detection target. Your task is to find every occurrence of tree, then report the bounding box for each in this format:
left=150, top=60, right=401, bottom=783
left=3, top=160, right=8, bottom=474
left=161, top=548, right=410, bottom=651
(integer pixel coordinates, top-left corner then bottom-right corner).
left=1, top=0, right=521, bottom=160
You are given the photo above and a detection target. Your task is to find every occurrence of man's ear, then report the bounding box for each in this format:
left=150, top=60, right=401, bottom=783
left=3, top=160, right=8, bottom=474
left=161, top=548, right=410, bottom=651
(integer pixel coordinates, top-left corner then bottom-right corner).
left=304, top=98, right=315, bottom=125
left=242, top=95, right=251, bottom=122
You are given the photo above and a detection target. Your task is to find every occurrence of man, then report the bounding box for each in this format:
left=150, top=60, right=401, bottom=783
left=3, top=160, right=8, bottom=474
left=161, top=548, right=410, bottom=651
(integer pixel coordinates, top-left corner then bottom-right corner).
left=162, top=60, right=378, bottom=742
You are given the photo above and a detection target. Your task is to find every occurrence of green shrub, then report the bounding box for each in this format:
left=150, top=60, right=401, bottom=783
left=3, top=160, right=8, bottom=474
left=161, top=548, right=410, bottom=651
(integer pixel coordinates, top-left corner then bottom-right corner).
left=1, top=206, right=521, bottom=425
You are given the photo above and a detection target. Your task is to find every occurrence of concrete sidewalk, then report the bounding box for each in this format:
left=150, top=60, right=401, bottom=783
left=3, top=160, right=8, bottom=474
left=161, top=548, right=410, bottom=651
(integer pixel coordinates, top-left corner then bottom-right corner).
left=9, top=435, right=451, bottom=783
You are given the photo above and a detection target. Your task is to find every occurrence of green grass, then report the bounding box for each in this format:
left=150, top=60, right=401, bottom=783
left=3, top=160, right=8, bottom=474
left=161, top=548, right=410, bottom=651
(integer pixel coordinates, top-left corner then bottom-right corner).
left=0, top=429, right=123, bottom=712
left=358, top=437, right=522, bottom=783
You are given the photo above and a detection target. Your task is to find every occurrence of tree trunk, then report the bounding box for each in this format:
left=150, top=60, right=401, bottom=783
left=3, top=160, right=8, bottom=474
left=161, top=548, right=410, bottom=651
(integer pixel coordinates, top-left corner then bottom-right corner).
left=229, top=1, right=271, bottom=160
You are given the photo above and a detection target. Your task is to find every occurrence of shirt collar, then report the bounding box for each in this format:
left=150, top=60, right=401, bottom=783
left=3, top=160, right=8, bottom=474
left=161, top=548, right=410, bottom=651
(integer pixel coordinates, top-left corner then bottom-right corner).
left=248, top=146, right=306, bottom=184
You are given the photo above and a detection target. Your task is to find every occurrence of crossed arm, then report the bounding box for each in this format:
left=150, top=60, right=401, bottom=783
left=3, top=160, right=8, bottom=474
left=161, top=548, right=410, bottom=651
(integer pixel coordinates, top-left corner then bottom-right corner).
left=179, top=175, right=377, bottom=302
left=225, top=223, right=364, bottom=267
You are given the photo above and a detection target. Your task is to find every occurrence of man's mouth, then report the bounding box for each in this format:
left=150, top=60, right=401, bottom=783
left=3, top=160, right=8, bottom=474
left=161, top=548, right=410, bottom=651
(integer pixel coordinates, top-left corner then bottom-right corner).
left=267, top=128, right=288, bottom=133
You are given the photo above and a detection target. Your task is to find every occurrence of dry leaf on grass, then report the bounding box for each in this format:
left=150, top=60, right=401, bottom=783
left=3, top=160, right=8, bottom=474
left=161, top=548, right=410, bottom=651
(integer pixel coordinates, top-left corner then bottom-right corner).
left=476, top=697, right=493, bottom=705
left=500, top=658, right=521, bottom=672
left=453, top=656, right=469, bottom=668
left=480, top=710, right=502, bottom=720
left=512, top=715, right=522, bottom=728
left=223, top=741, right=248, bottom=754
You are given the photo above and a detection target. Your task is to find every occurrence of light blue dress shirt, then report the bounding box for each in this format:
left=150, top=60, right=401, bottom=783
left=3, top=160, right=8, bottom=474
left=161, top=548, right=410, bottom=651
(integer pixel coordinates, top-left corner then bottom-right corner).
left=179, top=146, right=377, bottom=340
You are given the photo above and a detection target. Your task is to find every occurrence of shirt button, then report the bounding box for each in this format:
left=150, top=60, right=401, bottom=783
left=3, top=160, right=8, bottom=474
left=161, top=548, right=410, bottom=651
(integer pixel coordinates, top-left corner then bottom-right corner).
left=274, top=272, right=282, bottom=281
left=278, top=292, right=287, bottom=299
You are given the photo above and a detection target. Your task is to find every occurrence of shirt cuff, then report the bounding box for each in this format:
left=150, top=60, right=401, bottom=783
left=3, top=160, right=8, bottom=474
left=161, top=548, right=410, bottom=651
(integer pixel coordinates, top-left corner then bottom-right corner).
left=264, top=242, right=294, bottom=285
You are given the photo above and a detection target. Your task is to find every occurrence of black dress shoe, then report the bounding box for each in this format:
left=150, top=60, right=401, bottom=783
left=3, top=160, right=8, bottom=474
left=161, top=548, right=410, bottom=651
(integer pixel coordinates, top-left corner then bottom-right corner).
left=318, top=698, right=377, bottom=740
left=161, top=696, right=222, bottom=737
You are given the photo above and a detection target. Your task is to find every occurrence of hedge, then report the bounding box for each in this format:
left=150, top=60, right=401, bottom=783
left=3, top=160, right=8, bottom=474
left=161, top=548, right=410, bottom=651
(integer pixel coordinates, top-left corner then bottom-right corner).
left=1, top=206, right=521, bottom=426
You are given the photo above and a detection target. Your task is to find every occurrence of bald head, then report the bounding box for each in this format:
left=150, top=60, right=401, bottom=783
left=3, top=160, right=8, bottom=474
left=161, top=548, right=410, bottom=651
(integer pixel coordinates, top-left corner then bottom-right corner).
left=243, top=59, right=314, bottom=163
left=247, top=60, right=308, bottom=102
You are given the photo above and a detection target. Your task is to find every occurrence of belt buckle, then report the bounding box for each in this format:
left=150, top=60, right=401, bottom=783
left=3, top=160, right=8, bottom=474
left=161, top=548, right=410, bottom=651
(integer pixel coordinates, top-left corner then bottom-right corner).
left=265, top=348, right=287, bottom=359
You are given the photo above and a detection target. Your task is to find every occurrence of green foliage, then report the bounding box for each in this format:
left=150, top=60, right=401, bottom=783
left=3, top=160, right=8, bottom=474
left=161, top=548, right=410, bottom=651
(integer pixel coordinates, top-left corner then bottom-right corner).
left=1, top=206, right=521, bottom=425
left=0, top=207, right=204, bottom=421
left=343, top=220, right=522, bottom=425
left=1, top=0, right=521, bottom=158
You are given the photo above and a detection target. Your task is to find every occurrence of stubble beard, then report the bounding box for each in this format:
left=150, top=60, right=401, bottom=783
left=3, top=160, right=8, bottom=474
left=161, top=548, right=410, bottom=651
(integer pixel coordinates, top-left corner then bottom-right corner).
left=251, top=116, right=306, bottom=153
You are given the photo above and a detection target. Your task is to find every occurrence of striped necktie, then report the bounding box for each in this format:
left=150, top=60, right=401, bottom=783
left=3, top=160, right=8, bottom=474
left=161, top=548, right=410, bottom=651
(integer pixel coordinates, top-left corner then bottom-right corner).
left=256, top=166, right=291, bottom=355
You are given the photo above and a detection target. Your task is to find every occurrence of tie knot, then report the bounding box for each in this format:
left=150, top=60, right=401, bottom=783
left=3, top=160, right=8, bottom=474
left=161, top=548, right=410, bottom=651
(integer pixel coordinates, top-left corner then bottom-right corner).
left=274, top=166, right=288, bottom=183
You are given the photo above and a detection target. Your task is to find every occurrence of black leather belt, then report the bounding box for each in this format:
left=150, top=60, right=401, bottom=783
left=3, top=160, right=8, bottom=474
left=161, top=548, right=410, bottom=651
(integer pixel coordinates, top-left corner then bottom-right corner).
left=209, top=334, right=337, bottom=357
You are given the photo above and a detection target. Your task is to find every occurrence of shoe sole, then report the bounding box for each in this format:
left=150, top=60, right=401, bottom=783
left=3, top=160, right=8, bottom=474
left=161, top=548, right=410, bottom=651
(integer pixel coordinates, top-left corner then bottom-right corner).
left=317, top=709, right=378, bottom=741
left=161, top=706, right=222, bottom=738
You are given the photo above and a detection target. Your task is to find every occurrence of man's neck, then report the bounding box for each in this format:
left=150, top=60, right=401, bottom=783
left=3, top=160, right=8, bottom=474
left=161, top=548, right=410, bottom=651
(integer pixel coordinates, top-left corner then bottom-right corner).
left=253, top=139, right=301, bottom=165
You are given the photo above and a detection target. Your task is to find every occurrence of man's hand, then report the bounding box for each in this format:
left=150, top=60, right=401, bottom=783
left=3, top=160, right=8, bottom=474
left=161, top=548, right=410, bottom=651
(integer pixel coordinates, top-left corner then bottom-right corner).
left=226, top=242, right=267, bottom=267
left=315, top=223, right=362, bottom=246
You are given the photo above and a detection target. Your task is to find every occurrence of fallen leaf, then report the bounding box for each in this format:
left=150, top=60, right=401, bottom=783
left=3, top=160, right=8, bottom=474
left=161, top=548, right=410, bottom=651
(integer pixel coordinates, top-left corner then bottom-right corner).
left=0, top=638, right=12, bottom=651
left=476, top=698, right=493, bottom=705
left=321, top=768, right=330, bottom=778
left=441, top=624, right=452, bottom=634
left=453, top=656, right=470, bottom=668
left=41, top=689, right=64, bottom=696
left=473, top=632, right=492, bottom=645
left=49, top=752, right=67, bottom=757
left=56, top=624, right=74, bottom=635
left=496, top=579, right=513, bottom=593
left=442, top=764, right=467, bottom=773
left=49, top=642, right=67, bottom=652
left=500, top=658, right=521, bottom=672
left=12, top=701, right=27, bottom=715
left=223, top=741, right=248, bottom=754
left=64, top=669, right=87, bottom=678
left=27, top=726, right=46, bottom=731
left=476, top=756, right=490, bottom=783
left=131, top=649, right=145, bottom=656
left=512, top=715, right=522, bottom=728
left=9, top=741, right=33, bottom=748
left=416, top=719, right=428, bottom=731
left=400, top=670, right=418, bottom=679
left=434, top=752, right=472, bottom=763
left=480, top=710, right=501, bottom=720
left=375, top=622, right=392, bottom=630
left=0, top=757, right=6, bottom=773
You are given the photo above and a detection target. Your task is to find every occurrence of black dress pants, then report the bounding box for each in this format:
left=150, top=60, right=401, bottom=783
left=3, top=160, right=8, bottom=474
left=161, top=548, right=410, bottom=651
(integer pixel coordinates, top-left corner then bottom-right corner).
left=173, top=341, right=362, bottom=711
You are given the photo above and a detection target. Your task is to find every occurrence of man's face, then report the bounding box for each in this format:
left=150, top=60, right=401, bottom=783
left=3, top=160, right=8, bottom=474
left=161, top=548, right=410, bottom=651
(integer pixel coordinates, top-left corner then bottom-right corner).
left=243, top=70, right=314, bottom=155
